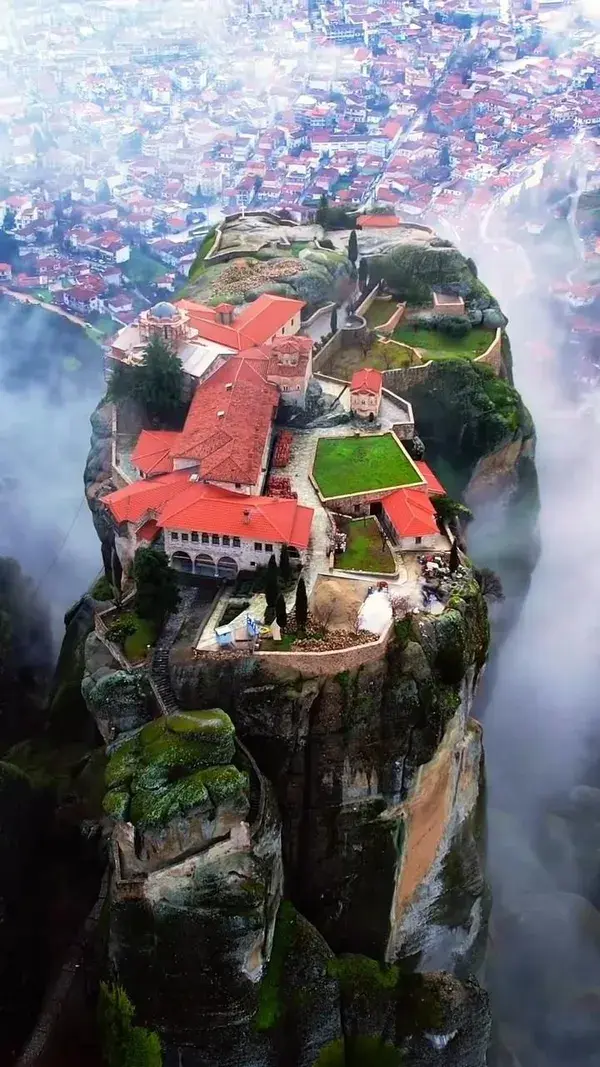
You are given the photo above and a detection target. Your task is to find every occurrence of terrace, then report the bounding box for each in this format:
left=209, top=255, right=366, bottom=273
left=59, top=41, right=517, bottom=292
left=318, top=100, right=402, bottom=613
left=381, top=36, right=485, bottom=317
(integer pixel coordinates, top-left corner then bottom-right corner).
left=333, top=516, right=396, bottom=575
left=312, top=432, right=423, bottom=501
left=391, top=323, right=494, bottom=361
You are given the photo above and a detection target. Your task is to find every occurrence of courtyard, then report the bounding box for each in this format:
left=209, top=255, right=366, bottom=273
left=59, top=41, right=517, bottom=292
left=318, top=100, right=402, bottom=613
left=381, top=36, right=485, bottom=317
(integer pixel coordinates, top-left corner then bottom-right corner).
left=391, top=324, right=494, bottom=361
left=334, top=517, right=396, bottom=574
left=312, top=432, right=423, bottom=500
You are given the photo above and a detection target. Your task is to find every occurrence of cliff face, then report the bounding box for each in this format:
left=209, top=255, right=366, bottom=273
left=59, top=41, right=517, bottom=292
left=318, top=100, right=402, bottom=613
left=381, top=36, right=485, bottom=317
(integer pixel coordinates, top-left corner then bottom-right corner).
left=91, top=579, right=491, bottom=1066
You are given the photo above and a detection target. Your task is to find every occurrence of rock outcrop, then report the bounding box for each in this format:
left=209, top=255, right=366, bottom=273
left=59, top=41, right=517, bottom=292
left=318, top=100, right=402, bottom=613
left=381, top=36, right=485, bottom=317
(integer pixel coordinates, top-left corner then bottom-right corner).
left=96, top=579, right=491, bottom=1065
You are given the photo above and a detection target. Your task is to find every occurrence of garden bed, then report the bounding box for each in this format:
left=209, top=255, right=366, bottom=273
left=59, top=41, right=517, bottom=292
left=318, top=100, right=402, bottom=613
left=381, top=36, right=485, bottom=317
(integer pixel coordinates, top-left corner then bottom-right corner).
left=313, top=433, right=422, bottom=499
left=334, top=517, right=396, bottom=574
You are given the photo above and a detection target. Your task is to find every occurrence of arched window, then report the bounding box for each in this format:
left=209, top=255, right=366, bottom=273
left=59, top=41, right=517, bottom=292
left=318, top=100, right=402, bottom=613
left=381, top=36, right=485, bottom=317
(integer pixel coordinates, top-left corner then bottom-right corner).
left=171, top=551, right=193, bottom=573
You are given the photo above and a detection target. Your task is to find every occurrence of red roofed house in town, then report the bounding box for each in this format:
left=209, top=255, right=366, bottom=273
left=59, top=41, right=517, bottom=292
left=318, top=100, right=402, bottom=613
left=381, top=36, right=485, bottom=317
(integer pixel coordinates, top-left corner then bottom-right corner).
left=0, top=263, right=12, bottom=281
left=350, top=367, right=383, bottom=420
left=104, top=472, right=313, bottom=578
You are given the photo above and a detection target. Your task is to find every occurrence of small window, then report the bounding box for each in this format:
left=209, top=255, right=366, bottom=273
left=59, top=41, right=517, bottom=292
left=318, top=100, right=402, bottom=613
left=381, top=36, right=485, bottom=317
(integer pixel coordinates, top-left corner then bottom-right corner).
left=415, top=536, right=422, bottom=545
left=254, top=542, right=262, bottom=552
left=181, top=532, right=189, bottom=542
left=201, top=532, right=209, bottom=544
left=235, top=482, right=242, bottom=489
left=171, top=531, right=179, bottom=540
left=211, top=533, right=220, bottom=545
left=265, top=543, right=273, bottom=552
left=233, top=536, right=241, bottom=548
left=191, top=531, right=199, bottom=543
left=222, top=534, right=230, bottom=546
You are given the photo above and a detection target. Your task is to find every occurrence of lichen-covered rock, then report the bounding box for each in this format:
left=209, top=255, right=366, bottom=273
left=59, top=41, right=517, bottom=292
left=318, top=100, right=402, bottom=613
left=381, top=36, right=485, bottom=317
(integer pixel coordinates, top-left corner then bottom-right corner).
left=81, top=636, right=155, bottom=741
left=103, top=710, right=246, bottom=837
left=107, top=714, right=283, bottom=1067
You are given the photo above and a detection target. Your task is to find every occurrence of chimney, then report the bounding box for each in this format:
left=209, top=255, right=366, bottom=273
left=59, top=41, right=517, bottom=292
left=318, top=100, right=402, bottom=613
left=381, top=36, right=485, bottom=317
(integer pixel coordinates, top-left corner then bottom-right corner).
left=215, top=302, right=234, bottom=325
left=243, top=509, right=251, bottom=524
left=225, top=382, right=233, bottom=391
left=217, top=410, right=225, bottom=418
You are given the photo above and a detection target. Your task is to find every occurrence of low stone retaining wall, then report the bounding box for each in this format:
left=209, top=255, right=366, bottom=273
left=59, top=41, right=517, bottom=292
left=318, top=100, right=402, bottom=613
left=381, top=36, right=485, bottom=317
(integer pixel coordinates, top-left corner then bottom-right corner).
left=257, top=621, right=392, bottom=677
left=302, top=301, right=335, bottom=328
left=377, top=303, right=407, bottom=335
left=473, top=328, right=502, bottom=373
left=355, top=284, right=383, bottom=318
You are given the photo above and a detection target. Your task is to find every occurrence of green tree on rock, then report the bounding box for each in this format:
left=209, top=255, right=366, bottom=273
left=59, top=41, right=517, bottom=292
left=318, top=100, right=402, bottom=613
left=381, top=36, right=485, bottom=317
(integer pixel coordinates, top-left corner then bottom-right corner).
left=265, top=554, right=279, bottom=609
left=133, top=547, right=179, bottom=625
left=98, top=981, right=162, bottom=1067
left=108, top=336, right=186, bottom=429
left=348, top=228, right=358, bottom=265
left=295, top=576, right=308, bottom=632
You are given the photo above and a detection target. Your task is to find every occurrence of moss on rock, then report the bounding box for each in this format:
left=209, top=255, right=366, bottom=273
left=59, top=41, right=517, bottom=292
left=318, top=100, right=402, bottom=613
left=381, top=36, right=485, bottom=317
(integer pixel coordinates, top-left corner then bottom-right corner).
left=103, top=709, right=247, bottom=828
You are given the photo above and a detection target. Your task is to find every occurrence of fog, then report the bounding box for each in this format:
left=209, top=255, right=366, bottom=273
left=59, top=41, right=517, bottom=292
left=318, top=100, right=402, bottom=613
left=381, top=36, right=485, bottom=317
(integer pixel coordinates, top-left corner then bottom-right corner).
left=435, top=180, right=600, bottom=1063
left=0, top=298, right=103, bottom=646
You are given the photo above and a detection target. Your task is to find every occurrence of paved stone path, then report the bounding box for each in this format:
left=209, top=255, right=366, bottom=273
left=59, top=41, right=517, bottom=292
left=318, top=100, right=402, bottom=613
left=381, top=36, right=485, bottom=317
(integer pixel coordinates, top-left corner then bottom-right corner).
left=152, top=585, right=216, bottom=711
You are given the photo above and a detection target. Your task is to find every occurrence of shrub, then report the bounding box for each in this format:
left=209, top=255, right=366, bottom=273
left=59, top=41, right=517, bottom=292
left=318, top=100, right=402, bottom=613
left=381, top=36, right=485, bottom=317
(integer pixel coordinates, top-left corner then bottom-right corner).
left=92, top=575, right=114, bottom=602
left=98, top=982, right=162, bottom=1067
left=106, top=614, right=137, bottom=647
left=438, top=315, right=472, bottom=339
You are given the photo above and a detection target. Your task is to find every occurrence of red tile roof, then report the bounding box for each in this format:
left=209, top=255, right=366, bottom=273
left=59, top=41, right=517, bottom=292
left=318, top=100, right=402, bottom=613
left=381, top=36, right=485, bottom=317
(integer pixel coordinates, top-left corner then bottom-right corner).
left=104, top=474, right=313, bottom=549
left=351, top=368, right=383, bottom=395
left=172, top=358, right=278, bottom=487
left=174, top=293, right=305, bottom=352
left=131, top=430, right=180, bottom=476
left=415, top=461, right=445, bottom=497
left=383, top=487, right=439, bottom=539
left=357, top=214, right=400, bottom=229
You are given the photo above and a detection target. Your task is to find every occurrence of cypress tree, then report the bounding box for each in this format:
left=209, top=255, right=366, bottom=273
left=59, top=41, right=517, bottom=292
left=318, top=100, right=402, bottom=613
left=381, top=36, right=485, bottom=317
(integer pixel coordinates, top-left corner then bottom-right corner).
left=279, top=543, right=292, bottom=584
left=358, top=257, right=369, bottom=287
left=265, top=554, right=279, bottom=608
left=275, top=592, right=287, bottom=630
left=348, top=228, right=358, bottom=264
left=295, top=577, right=308, bottom=632
left=449, top=538, right=459, bottom=574
left=330, top=305, right=338, bottom=333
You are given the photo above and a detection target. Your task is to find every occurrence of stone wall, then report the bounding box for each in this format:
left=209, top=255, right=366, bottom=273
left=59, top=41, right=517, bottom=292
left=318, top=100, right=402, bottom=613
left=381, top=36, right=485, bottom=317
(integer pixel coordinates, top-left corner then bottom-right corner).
left=355, top=285, right=384, bottom=318
left=383, top=362, right=434, bottom=395
left=378, top=302, right=407, bottom=335
left=312, top=329, right=344, bottom=374
left=473, top=328, right=502, bottom=374
left=257, top=625, right=391, bottom=678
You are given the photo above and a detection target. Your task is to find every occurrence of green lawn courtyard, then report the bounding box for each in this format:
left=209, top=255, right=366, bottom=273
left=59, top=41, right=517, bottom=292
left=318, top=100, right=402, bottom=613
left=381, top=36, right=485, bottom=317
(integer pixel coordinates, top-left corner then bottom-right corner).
left=313, top=433, right=422, bottom=499
left=365, top=299, right=396, bottom=329
left=124, top=615, right=158, bottom=664
left=336, top=517, right=396, bottom=574
left=391, top=324, right=494, bottom=361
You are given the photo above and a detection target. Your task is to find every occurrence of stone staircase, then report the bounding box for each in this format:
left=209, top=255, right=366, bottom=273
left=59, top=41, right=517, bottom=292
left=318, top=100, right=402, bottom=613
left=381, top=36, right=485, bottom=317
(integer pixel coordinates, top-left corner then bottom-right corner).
left=150, top=587, right=206, bottom=714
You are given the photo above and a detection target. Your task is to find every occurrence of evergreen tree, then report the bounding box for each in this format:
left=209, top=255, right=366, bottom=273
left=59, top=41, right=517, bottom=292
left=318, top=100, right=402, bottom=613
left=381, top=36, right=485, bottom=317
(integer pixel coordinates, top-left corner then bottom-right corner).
left=275, top=592, right=287, bottom=630
left=348, top=228, right=358, bottom=264
left=108, top=336, right=185, bottom=429
left=96, top=178, right=112, bottom=203
left=279, top=543, right=292, bottom=584
left=316, top=193, right=329, bottom=227
left=133, top=547, right=180, bottom=625
left=295, top=577, right=308, bottom=632
left=265, top=554, right=279, bottom=609
left=264, top=602, right=276, bottom=625
left=449, top=538, right=459, bottom=574
left=358, top=257, right=369, bottom=287
left=330, top=305, right=338, bottom=333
